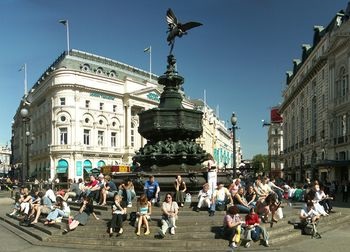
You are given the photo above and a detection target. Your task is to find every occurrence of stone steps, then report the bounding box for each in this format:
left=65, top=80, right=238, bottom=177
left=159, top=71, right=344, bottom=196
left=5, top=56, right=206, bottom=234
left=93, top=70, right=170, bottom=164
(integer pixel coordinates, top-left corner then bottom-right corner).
left=1, top=198, right=348, bottom=251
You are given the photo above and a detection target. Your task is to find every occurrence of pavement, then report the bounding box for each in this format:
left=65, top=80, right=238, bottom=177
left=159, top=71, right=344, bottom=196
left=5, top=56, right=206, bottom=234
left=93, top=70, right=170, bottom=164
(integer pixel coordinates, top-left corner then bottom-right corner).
left=0, top=191, right=349, bottom=251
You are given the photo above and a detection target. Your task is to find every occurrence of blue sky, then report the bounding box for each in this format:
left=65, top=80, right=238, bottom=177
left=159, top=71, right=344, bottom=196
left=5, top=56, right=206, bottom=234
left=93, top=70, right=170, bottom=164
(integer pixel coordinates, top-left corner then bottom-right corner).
left=0, top=0, right=348, bottom=159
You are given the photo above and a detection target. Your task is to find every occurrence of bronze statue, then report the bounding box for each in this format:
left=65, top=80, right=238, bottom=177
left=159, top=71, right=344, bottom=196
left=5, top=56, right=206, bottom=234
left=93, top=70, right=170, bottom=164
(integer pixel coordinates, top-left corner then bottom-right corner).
left=166, top=8, right=202, bottom=54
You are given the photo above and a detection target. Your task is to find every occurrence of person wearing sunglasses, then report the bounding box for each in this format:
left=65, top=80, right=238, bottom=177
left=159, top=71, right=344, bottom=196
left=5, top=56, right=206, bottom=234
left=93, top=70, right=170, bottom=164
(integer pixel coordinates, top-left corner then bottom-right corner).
left=157, top=193, right=179, bottom=238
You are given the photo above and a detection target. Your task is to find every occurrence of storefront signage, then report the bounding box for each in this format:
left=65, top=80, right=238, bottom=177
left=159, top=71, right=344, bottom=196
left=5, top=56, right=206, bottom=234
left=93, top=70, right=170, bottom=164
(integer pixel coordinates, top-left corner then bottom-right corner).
left=90, top=92, right=115, bottom=100
left=147, top=92, right=160, bottom=102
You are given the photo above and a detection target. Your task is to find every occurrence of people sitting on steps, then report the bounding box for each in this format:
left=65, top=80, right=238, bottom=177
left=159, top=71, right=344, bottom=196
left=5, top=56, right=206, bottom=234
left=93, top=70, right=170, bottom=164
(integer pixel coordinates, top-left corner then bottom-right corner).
left=242, top=207, right=269, bottom=248
left=136, top=193, right=151, bottom=236
left=156, top=193, right=179, bottom=238
left=99, top=175, right=118, bottom=206
left=109, top=194, right=126, bottom=237
left=118, top=177, right=136, bottom=208
left=245, top=185, right=257, bottom=207
left=44, top=195, right=70, bottom=225
left=174, top=175, right=187, bottom=207
left=223, top=205, right=243, bottom=249
left=144, top=175, right=160, bottom=206
left=196, top=183, right=212, bottom=212
left=63, top=195, right=99, bottom=234
left=233, top=187, right=252, bottom=214
left=62, top=178, right=81, bottom=202
left=209, top=182, right=233, bottom=216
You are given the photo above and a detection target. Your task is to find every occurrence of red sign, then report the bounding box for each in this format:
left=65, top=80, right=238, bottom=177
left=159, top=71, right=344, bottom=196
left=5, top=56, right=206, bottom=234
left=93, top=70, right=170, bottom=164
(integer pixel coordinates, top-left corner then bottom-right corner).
left=271, top=108, right=282, bottom=123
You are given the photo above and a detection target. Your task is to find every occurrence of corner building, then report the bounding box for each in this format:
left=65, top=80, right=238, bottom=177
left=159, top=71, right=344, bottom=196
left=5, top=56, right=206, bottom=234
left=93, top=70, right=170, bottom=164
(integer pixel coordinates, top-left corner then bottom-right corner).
left=12, top=50, right=161, bottom=181
left=280, top=8, right=350, bottom=183
left=12, top=50, right=234, bottom=181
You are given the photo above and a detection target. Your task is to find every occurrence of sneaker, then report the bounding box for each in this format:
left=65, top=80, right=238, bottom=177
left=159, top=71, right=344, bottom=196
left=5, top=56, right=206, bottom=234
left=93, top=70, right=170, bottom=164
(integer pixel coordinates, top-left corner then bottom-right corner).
left=263, top=240, right=269, bottom=247
left=157, top=231, right=165, bottom=239
left=127, top=203, right=132, bottom=208
left=244, top=242, right=251, bottom=248
left=170, top=227, right=175, bottom=235
left=229, top=242, right=237, bottom=249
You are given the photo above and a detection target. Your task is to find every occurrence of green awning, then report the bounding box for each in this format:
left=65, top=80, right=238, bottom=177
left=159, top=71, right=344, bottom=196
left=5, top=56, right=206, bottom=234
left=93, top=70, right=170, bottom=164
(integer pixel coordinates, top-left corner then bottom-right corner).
left=97, top=160, right=105, bottom=167
left=83, top=160, right=92, bottom=168
left=84, top=167, right=92, bottom=173
left=56, top=159, right=68, bottom=173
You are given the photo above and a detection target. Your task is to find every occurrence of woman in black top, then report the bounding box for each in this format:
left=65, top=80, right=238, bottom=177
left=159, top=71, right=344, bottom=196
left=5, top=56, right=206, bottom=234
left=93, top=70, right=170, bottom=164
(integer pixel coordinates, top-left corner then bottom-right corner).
left=64, top=196, right=99, bottom=233
left=174, top=175, right=187, bottom=207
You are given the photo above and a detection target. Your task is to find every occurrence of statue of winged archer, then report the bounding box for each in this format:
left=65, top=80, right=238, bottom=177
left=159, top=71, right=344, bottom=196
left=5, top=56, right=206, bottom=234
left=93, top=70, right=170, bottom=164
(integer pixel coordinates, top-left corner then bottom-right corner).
left=166, top=8, right=202, bottom=55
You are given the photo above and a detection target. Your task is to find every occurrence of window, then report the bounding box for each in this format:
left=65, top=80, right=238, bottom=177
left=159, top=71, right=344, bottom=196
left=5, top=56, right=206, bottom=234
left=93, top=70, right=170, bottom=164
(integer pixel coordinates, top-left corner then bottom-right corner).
left=299, top=107, right=305, bottom=141
left=113, top=105, right=117, bottom=112
left=100, top=103, right=104, bottom=110
left=85, top=100, right=90, bottom=108
left=60, top=127, right=68, bottom=145
left=311, top=97, right=317, bottom=137
left=111, top=132, right=117, bottom=147
left=98, top=131, right=104, bottom=146
left=131, top=122, right=135, bottom=147
left=84, top=129, right=90, bottom=145
left=60, top=98, right=66, bottom=106
left=82, top=64, right=90, bottom=72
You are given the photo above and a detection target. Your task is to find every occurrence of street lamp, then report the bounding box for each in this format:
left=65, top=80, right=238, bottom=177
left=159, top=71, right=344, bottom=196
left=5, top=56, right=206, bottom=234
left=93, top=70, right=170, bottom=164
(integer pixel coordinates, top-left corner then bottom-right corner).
left=20, top=108, right=30, bottom=185
left=231, top=113, right=238, bottom=178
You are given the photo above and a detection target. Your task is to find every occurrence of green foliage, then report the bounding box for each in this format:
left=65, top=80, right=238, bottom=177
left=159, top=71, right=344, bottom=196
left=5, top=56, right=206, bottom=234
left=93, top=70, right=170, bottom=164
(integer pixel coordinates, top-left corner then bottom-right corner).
left=252, top=154, right=269, bottom=173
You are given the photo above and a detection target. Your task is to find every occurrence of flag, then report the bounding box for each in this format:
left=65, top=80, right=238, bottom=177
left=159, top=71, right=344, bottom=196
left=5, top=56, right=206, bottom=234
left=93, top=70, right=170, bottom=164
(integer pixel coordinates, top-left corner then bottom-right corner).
left=144, top=46, right=151, bottom=53
left=59, top=20, right=67, bottom=25
left=18, top=65, right=25, bottom=72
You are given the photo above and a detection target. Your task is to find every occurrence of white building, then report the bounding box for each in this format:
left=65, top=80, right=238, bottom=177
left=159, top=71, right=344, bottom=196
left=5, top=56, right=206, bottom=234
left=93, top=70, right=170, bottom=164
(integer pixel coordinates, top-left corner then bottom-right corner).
left=280, top=6, right=350, bottom=183
left=12, top=50, right=234, bottom=181
left=0, top=145, right=11, bottom=176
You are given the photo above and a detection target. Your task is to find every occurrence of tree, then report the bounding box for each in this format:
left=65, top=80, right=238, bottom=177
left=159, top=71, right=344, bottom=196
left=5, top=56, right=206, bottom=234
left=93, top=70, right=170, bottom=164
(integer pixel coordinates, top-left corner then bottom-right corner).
left=252, top=154, right=269, bottom=175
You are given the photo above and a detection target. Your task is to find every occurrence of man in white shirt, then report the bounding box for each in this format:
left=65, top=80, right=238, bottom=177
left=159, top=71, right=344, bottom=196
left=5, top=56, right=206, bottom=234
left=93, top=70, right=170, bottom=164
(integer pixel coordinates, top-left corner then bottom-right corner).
left=209, top=182, right=232, bottom=216
left=300, top=201, right=320, bottom=224
left=44, top=185, right=56, bottom=203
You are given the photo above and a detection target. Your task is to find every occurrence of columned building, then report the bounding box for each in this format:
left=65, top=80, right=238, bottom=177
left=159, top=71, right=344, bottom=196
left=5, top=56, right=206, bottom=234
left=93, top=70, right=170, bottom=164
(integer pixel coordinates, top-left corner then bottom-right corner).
left=12, top=50, right=234, bottom=181
left=12, top=50, right=161, bottom=181
left=280, top=6, right=350, bottom=183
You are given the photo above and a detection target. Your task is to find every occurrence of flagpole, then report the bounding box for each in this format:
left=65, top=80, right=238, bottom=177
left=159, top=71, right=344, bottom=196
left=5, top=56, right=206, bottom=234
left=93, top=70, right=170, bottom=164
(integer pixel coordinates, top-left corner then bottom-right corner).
left=59, top=19, right=70, bottom=54
left=149, top=46, right=152, bottom=81
left=24, top=63, right=27, bottom=96
left=66, top=20, right=70, bottom=54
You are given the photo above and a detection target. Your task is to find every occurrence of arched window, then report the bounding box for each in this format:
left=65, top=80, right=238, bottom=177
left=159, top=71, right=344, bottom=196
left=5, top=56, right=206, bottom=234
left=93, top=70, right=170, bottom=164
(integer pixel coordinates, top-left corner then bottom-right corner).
left=83, top=160, right=92, bottom=173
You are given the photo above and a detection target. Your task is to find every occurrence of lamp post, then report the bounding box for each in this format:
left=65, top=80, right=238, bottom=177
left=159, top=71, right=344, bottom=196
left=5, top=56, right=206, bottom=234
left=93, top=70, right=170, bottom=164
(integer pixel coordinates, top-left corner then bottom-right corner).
left=231, top=113, right=238, bottom=179
left=20, top=108, right=30, bottom=185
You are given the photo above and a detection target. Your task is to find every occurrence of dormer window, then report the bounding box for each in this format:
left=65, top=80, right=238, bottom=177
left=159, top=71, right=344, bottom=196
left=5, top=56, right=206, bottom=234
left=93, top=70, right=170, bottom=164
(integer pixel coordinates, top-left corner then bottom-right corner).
left=81, top=64, right=90, bottom=72
left=96, top=67, right=103, bottom=75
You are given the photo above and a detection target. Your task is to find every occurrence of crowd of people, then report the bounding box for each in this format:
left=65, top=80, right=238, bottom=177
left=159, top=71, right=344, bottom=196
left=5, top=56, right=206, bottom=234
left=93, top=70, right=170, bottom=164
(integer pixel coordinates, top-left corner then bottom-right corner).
left=7, top=171, right=348, bottom=249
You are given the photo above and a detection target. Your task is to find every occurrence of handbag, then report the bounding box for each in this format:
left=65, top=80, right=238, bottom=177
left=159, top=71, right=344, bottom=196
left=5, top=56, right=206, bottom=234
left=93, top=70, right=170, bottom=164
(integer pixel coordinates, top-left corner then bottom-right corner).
left=185, top=193, right=192, bottom=203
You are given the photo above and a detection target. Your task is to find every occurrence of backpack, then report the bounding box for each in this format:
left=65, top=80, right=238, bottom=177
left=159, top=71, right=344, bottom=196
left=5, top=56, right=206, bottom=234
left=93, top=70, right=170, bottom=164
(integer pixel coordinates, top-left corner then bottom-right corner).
left=302, top=222, right=321, bottom=239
